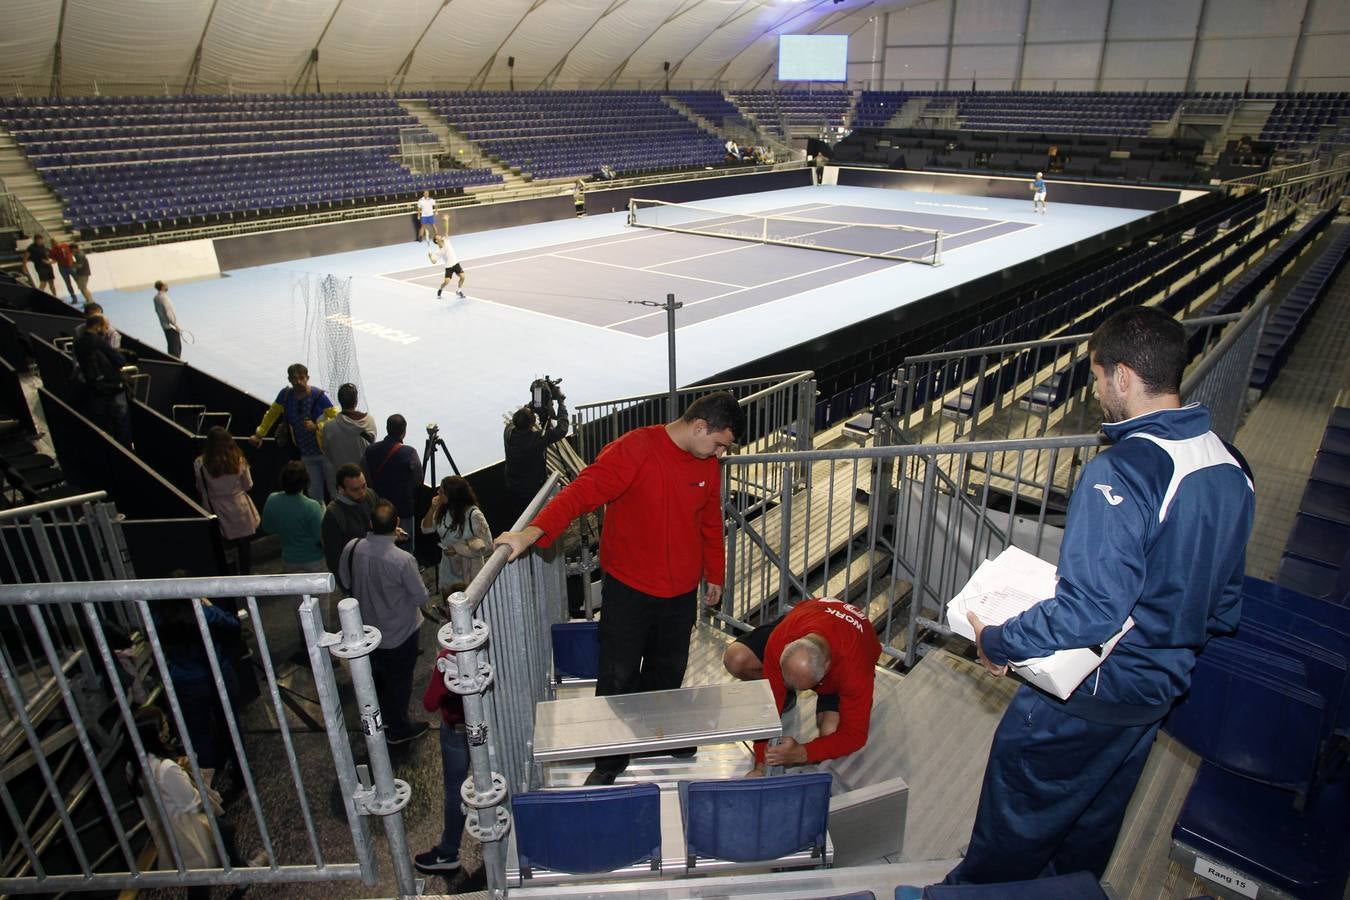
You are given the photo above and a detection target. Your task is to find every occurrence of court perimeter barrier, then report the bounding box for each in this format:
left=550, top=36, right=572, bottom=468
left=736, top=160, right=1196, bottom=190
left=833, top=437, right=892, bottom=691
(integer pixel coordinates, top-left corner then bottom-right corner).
left=628, top=197, right=944, bottom=265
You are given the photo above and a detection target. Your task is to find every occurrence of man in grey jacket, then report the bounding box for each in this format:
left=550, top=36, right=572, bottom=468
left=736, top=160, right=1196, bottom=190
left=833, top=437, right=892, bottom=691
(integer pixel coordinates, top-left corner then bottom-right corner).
left=320, top=383, right=376, bottom=497
left=339, top=501, right=430, bottom=745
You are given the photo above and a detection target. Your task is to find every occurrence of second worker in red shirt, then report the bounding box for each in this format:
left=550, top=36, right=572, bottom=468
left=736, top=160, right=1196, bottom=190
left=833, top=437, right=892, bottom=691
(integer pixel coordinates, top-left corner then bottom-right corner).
left=495, top=391, right=743, bottom=785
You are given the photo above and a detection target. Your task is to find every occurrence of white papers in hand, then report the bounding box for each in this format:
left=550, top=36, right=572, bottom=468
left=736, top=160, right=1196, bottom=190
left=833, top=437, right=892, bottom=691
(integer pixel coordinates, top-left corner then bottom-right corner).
left=946, top=545, right=1134, bottom=700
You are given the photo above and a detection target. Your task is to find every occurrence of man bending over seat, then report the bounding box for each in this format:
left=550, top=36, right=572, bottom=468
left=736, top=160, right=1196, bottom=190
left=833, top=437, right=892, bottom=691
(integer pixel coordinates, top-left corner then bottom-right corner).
left=724, top=597, right=882, bottom=775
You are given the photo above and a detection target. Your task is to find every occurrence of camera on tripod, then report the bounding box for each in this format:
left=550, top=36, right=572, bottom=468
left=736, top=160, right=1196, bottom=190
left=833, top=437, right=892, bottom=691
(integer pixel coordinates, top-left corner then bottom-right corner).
left=426, top=422, right=439, bottom=437
left=529, top=376, right=565, bottom=421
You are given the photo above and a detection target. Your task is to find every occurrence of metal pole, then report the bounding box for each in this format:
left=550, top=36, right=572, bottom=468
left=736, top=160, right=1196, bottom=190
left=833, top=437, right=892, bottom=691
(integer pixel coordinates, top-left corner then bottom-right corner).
left=666, top=293, right=681, bottom=421
left=444, top=592, right=511, bottom=899
left=330, top=598, right=418, bottom=897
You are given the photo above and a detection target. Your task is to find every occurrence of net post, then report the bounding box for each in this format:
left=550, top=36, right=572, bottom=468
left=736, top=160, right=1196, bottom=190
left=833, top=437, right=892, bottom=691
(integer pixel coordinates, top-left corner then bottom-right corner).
left=933, top=230, right=944, bottom=267
left=626, top=198, right=637, bottom=227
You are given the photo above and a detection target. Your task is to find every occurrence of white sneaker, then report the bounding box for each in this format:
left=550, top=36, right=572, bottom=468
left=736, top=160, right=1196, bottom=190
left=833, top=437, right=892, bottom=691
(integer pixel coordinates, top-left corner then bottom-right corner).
left=456, top=290, right=465, bottom=299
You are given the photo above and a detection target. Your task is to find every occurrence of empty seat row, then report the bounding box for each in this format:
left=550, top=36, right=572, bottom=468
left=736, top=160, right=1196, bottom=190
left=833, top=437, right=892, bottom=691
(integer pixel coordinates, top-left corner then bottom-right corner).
left=1273, top=405, right=1350, bottom=602
left=1250, top=225, right=1350, bottom=391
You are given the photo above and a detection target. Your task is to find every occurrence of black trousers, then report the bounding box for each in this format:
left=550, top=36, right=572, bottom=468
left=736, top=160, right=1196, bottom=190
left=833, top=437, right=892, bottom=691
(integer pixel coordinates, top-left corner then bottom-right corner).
left=370, top=629, right=419, bottom=735
left=593, top=574, right=697, bottom=773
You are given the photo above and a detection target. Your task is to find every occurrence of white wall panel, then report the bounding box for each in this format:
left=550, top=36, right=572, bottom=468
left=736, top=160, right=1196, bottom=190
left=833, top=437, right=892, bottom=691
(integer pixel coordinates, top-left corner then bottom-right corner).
left=1293, top=33, right=1350, bottom=90
left=949, top=43, right=1017, bottom=87
left=883, top=46, right=948, bottom=89
left=1194, top=35, right=1297, bottom=81
left=1021, top=41, right=1100, bottom=83
left=316, top=0, right=451, bottom=86
left=63, top=0, right=211, bottom=84
left=1109, top=0, right=1202, bottom=40
left=1306, top=0, right=1350, bottom=31
left=1100, top=37, right=1192, bottom=90
left=0, top=1, right=62, bottom=84
left=1199, top=0, right=1302, bottom=38
left=952, top=0, right=1026, bottom=45
left=887, top=0, right=953, bottom=45
left=1027, top=0, right=1108, bottom=42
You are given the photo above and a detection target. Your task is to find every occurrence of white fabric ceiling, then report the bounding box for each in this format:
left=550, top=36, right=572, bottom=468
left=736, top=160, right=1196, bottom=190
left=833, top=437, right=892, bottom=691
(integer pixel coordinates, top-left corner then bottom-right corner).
left=0, top=0, right=911, bottom=93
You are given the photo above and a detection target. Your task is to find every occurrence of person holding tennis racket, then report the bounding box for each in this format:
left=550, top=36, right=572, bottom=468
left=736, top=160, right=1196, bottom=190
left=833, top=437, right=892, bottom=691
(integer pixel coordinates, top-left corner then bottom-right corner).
left=153, top=280, right=184, bottom=358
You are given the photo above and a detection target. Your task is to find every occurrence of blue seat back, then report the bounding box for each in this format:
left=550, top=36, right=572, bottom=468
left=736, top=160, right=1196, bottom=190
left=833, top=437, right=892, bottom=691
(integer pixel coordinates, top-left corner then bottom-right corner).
left=512, top=783, right=661, bottom=876
left=1165, top=649, right=1324, bottom=794
left=679, top=772, right=832, bottom=866
left=551, top=621, right=599, bottom=680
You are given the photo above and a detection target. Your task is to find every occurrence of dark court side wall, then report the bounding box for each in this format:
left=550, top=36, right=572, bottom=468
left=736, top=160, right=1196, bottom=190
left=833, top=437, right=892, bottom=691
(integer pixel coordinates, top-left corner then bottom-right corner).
left=212, top=168, right=814, bottom=270
left=835, top=167, right=1183, bottom=211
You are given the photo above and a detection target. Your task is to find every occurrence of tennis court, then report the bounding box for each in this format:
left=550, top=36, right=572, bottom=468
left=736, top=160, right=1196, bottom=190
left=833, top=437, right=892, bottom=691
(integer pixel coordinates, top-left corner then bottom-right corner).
left=383, top=200, right=1036, bottom=338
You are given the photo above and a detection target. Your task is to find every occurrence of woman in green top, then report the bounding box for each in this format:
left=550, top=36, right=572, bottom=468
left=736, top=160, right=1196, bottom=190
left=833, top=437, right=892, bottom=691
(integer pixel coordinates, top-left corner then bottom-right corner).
left=259, top=461, right=325, bottom=569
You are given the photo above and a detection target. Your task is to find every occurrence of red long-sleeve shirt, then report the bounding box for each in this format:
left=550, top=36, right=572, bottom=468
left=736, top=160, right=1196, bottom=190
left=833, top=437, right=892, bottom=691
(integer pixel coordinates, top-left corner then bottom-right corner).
left=423, top=648, right=466, bottom=727
left=530, top=425, right=724, bottom=598
left=755, top=598, right=883, bottom=765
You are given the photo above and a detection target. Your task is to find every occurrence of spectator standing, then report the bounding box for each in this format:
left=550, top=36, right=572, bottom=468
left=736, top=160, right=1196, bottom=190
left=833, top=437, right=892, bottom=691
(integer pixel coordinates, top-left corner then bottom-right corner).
left=324, top=464, right=380, bottom=577
left=496, top=392, right=743, bottom=785
left=72, top=314, right=133, bottom=447
left=572, top=180, right=586, bottom=217
left=259, top=461, right=326, bottom=575
left=338, top=501, right=430, bottom=745
left=150, top=596, right=243, bottom=782
left=363, top=414, right=421, bottom=539
left=416, top=190, right=438, bottom=243
left=49, top=240, right=78, bottom=303
left=421, top=476, right=491, bottom=598
left=192, top=426, right=260, bottom=575
left=250, top=363, right=338, bottom=505
left=415, top=618, right=470, bottom=876
left=21, top=234, right=56, bottom=295
left=319, top=382, right=377, bottom=493
left=70, top=242, right=94, bottom=304
left=125, top=707, right=260, bottom=893
left=945, top=307, right=1255, bottom=885
left=73, top=302, right=121, bottom=348
left=502, top=400, right=569, bottom=527
left=153, top=281, right=182, bottom=358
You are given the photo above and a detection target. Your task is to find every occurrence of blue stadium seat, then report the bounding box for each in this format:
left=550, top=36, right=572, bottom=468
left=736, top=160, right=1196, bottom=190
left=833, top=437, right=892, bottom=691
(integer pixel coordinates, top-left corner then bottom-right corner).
left=551, top=621, right=599, bottom=682
left=512, top=783, right=662, bottom=877
left=679, top=771, right=832, bottom=869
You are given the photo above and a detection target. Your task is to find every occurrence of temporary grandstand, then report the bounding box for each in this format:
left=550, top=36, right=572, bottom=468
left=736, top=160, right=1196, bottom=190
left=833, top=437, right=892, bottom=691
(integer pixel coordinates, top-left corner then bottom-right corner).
left=1, top=2, right=1349, bottom=899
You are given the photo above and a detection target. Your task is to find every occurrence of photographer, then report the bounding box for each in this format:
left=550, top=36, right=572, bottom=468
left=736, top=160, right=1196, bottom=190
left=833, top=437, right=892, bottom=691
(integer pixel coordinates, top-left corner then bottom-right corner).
left=503, top=378, right=569, bottom=528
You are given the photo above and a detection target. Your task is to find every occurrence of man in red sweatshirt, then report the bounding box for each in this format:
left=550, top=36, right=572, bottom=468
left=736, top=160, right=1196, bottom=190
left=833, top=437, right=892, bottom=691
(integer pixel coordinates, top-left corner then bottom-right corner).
left=496, top=392, right=742, bottom=784
left=724, top=597, right=883, bottom=775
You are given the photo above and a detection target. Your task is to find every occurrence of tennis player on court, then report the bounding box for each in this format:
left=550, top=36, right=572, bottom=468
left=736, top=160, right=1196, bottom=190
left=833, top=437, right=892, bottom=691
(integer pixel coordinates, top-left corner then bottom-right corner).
left=416, top=191, right=438, bottom=243
left=429, top=234, right=466, bottom=300
left=1030, top=172, right=1048, bottom=214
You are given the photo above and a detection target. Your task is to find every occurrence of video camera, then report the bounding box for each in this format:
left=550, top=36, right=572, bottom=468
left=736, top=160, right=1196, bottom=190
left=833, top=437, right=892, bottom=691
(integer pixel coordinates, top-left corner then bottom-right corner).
left=529, top=375, right=565, bottom=419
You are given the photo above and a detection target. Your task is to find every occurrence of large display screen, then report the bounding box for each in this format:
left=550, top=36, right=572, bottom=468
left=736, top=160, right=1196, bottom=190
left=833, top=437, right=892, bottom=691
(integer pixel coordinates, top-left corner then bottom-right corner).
left=778, top=34, right=848, bottom=82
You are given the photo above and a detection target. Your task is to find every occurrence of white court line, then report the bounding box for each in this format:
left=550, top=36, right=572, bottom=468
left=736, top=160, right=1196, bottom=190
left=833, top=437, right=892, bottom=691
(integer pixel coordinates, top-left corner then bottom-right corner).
left=606, top=251, right=886, bottom=328
left=642, top=241, right=758, bottom=268
left=548, top=251, right=748, bottom=289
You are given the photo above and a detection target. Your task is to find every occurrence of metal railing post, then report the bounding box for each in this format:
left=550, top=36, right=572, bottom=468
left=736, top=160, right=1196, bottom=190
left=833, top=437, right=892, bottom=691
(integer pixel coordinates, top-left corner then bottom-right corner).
left=444, top=591, right=511, bottom=900
left=328, top=598, right=417, bottom=897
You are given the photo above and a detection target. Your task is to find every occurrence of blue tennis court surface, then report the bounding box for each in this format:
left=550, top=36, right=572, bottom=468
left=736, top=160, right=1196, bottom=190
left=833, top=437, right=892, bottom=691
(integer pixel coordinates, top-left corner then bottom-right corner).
left=383, top=202, right=1036, bottom=338
left=90, top=185, right=1152, bottom=472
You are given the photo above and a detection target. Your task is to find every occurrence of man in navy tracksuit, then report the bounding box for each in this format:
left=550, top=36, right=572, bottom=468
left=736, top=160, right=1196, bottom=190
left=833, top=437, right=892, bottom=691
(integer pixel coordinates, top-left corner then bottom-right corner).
left=946, top=307, right=1255, bottom=884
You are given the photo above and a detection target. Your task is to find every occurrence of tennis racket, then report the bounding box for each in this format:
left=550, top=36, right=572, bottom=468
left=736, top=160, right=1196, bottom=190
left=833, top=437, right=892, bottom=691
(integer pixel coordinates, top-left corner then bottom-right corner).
left=179, top=329, right=196, bottom=345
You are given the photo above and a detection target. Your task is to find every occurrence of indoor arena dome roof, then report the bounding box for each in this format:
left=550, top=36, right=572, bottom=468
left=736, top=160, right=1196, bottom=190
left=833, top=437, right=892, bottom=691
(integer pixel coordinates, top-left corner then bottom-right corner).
left=0, top=0, right=900, bottom=95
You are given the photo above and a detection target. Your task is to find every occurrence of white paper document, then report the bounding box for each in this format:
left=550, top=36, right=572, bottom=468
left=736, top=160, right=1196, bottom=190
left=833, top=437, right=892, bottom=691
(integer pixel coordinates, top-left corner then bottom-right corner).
left=947, top=545, right=1134, bottom=700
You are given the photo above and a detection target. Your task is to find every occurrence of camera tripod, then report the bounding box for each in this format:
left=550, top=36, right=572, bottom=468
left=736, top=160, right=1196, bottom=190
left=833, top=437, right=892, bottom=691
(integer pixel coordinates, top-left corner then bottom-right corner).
left=422, top=425, right=461, bottom=485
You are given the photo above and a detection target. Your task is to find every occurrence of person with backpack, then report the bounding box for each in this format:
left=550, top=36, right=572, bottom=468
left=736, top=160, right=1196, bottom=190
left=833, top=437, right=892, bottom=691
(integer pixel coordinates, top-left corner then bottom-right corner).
left=362, top=414, right=421, bottom=539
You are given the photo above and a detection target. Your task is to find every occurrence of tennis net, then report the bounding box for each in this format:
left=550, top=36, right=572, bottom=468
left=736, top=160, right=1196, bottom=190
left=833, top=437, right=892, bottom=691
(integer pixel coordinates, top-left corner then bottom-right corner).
left=627, top=198, right=944, bottom=266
